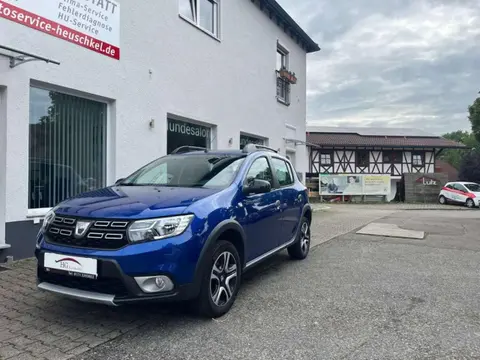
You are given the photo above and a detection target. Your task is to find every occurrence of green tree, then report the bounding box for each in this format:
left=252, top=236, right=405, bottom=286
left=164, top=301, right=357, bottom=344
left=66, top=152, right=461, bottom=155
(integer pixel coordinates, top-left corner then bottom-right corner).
left=458, top=150, right=480, bottom=183
left=469, top=95, right=480, bottom=142
left=439, top=131, right=478, bottom=169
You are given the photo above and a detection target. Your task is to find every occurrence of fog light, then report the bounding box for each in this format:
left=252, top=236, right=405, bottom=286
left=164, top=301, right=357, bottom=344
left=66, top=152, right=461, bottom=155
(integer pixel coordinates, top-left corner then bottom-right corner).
left=155, top=277, right=166, bottom=290
left=134, top=275, right=174, bottom=293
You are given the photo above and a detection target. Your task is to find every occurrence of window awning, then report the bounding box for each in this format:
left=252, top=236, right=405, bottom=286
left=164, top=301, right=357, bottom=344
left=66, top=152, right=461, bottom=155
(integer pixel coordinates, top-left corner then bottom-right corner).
left=0, top=45, right=60, bottom=68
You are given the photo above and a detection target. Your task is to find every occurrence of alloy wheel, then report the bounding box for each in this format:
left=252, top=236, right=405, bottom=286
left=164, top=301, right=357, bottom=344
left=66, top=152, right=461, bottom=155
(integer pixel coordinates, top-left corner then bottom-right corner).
left=300, top=222, right=310, bottom=254
left=466, top=199, right=474, bottom=208
left=210, top=251, right=238, bottom=307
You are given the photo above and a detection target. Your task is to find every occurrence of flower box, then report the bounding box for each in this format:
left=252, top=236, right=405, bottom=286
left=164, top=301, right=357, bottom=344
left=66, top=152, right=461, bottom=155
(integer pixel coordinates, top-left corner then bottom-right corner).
left=279, top=69, right=297, bottom=84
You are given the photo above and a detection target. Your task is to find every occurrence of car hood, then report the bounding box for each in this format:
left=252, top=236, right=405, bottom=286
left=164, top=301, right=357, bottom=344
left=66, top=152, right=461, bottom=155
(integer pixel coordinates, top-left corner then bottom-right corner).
left=54, top=185, right=221, bottom=219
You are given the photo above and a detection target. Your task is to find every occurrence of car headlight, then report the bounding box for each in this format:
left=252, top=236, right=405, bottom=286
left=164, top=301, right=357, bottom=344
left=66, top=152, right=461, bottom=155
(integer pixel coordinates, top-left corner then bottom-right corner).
left=128, top=215, right=194, bottom=242
left=41, top=208, right=57, bottom=232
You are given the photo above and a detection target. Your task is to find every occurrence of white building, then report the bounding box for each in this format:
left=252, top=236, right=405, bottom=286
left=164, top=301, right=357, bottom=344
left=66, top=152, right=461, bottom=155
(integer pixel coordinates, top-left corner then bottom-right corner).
left=0, top=0, right=320, bottom=261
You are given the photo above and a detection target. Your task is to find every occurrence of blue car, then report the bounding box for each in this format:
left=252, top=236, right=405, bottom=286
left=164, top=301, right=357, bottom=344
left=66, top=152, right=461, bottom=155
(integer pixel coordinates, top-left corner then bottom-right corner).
left=35, top=144, right=312, bottom=318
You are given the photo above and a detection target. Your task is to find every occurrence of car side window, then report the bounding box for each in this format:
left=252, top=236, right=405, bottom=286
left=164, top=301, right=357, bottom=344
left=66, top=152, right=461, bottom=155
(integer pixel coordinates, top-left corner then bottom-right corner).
left=454, top=184, right=467, bottom=192
left=271, top=158, right=294, bottom=187
left=245, top=157, right=273, bottom=186
left=287, top=162, right=296, bottom=182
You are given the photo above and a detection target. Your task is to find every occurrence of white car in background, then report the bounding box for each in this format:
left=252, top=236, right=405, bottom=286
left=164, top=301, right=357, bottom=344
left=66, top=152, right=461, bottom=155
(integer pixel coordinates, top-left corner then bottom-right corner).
left=438, top=182, right=480, bottom=208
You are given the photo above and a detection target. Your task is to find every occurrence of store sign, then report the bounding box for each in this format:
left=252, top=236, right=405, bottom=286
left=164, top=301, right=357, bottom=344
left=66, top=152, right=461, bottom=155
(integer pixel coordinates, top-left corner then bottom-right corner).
left=168, top=120, right=209, bottom=138
left=416, top=176, right=438, bottom=186
left=167, top=118, right=210, bottom=154
left=319, top=174, right=391, bottom=196
left=0, top=0, right=121, bottom=59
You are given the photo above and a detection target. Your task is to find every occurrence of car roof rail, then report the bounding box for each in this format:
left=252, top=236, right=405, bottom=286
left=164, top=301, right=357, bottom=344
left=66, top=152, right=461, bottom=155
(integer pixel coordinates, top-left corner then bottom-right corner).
left=242, top=143, right=278, bottom=154
left=171, top=146, right=207, bottom=154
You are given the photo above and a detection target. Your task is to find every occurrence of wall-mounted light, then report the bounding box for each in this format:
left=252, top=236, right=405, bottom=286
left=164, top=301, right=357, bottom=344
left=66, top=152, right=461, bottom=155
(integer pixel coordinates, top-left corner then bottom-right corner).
left=149, top=119, right=155, bottom=129
left=228, top=137, right=233, bottom=145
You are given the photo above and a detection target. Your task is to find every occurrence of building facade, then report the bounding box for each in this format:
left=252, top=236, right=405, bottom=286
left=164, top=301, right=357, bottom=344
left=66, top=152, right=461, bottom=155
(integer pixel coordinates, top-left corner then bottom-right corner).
left=306, top=127, right=466, bottom=201
left=0, top=0, right=319, bottom=261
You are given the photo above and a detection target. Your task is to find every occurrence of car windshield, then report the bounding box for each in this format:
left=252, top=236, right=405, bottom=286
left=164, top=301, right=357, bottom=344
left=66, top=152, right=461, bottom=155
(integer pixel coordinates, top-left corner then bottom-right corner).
left=120, top=154, right=246, bottom=188
left=464, top=183, right=480, bottom=192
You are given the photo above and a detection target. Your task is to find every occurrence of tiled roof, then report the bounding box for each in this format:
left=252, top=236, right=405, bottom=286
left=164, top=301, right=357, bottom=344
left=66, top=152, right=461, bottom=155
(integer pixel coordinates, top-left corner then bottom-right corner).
left=306, top=132, right=467, bottom=149
left=306, top=126, right=436, bottom=137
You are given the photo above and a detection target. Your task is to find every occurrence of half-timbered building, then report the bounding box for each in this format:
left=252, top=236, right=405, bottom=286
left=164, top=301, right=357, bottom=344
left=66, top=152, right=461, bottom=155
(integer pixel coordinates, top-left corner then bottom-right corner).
left=306, top=126, right=466, bottom=201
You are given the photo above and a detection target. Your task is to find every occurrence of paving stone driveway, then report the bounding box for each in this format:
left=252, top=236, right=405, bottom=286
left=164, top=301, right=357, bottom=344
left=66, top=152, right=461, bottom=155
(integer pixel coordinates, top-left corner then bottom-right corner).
left=0, top=205, right=453, bottom=360
left=0, top=260, right=148, bottom=360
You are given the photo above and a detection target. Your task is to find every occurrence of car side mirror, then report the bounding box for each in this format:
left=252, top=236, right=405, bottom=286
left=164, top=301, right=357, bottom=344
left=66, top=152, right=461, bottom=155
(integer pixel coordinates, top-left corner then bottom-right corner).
left=115, top=178, right=125, bottom=186
left=243, top=179, right=271, bottom=195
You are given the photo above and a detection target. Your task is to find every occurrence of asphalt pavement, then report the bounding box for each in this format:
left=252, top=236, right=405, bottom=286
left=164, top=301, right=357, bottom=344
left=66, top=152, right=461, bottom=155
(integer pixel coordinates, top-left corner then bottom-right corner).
left=75, top=209, right=480, bottom=360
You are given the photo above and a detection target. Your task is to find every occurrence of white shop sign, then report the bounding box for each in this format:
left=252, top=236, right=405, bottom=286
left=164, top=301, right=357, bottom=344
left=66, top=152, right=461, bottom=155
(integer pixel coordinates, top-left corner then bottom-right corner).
left=0, top=0, right=121, bottom=59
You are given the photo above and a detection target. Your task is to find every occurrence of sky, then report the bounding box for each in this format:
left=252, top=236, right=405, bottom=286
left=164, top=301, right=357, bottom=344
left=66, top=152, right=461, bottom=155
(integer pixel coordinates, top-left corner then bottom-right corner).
left=277, top=0, right=480, bottom=135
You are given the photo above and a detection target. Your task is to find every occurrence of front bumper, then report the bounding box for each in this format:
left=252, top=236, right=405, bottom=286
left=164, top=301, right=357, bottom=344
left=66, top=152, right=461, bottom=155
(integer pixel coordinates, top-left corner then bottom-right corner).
left=38, top=282, right=117, bottom=306
left=35, top=248, right=200, bottom=306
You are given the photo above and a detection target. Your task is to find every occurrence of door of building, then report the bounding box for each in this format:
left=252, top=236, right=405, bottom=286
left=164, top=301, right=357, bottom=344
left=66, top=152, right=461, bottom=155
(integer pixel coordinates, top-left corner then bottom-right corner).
left=286, top=150, right=303, bottom=182
left=286, top=151, right=296, bottom=167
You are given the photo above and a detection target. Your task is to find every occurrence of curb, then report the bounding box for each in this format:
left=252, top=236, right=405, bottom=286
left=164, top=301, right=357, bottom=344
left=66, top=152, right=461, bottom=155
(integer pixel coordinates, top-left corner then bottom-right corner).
left=311, top=203, right=475, bottom=212
left=399, top=208, right=473, bottom=211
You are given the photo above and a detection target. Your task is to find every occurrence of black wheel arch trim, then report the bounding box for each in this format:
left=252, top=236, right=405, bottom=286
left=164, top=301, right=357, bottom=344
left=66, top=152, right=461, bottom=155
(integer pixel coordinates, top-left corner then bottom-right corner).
left=292, top=203, right=311, bottom=243
left=285, top=203, right=312, bottom=248
left=192, top=219, right=246, bottom=295
left=302, top=203, right=312, bottom=219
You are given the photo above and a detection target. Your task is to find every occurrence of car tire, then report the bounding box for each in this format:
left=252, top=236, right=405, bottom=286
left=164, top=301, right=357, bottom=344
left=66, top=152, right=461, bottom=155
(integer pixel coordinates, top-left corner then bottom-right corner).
left=194, top=240, right=242, bottom=318
left=287, top=216, right=311, bottom=260
left=466, top=199, right=475, bottom=208
left=438, top=195, right=447, bottom=205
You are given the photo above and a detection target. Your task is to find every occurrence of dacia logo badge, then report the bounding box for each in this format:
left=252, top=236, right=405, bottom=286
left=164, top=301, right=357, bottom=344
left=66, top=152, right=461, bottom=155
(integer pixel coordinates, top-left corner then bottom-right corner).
left=75, top=221, right=92, bottom=238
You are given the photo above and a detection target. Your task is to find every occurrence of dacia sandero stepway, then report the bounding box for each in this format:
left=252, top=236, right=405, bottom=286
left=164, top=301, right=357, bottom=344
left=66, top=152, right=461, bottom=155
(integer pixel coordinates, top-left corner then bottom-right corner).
left=35, top=144, right=312, bottom=318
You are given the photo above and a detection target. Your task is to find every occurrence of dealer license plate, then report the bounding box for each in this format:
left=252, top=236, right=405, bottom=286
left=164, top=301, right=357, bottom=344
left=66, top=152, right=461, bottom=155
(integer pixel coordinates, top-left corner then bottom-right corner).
left=44, top=253, right=98, bottom=279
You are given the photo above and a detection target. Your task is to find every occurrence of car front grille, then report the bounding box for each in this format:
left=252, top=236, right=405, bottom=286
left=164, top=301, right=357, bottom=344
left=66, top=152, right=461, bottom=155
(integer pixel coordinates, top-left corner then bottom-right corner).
left=38, top=267, right=129, bottom=297
left=45, top=216, right=130, bottom=250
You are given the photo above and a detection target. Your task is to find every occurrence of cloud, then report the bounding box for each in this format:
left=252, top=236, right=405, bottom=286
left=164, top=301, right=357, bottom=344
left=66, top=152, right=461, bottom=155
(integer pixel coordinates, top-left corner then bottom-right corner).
left=278, top=0, right=480, bottom=135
